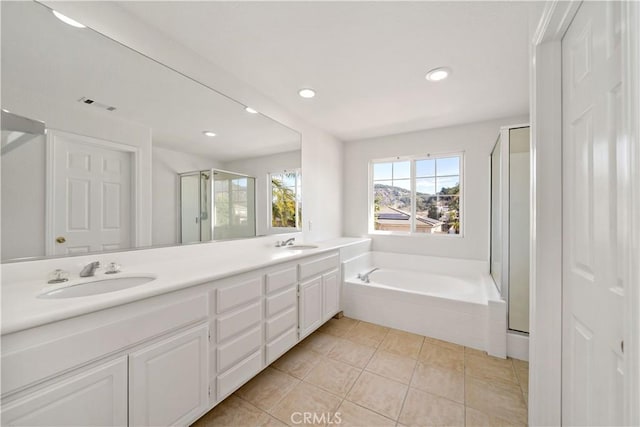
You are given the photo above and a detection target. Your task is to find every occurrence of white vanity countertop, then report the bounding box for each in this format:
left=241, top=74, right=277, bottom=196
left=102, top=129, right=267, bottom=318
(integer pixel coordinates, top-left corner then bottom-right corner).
left=1, top=237, right=370, bottom=335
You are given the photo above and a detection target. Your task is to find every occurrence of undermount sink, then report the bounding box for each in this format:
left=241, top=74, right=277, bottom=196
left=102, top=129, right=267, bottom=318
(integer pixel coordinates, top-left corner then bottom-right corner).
left=38, top=275, right=156, bottom=299
left=286, top=244, right=319, bottom=250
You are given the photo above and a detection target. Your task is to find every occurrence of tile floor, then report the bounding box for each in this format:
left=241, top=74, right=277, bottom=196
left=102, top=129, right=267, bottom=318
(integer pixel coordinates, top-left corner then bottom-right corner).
left=192, top=317, right=529, bottom=427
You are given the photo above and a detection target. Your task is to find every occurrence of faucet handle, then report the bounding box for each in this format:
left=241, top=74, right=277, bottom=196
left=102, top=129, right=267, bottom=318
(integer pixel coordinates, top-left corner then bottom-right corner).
left=48, top=269, right=70, bottom=284
left=105, top=262, right=121, bottom=274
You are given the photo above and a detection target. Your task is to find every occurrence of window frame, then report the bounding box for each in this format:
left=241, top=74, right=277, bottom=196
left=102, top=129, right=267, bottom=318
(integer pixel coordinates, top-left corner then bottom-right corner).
left=268, top=169, right=302, bottom=233
left=368, top=152, right=464, bottom=237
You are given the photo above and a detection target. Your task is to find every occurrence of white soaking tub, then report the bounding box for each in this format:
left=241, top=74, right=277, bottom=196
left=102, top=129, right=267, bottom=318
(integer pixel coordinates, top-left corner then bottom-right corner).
left=342, top=252, right=506, bottom=357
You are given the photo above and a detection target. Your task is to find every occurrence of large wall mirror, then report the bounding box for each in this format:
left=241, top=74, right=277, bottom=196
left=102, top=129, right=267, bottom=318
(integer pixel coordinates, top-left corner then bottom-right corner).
left=1, top=1, right=302, bottom=262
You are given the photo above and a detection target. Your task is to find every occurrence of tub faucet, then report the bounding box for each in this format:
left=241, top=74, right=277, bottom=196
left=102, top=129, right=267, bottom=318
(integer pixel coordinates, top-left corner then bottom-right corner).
left=357, top=268, right=379, bottom=283
left=79, top=261, right=100, bottom=277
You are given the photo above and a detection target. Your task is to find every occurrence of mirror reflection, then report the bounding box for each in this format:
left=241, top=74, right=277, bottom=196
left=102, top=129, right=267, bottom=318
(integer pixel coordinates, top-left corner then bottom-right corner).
left=0, top=1, right=301, bottom=262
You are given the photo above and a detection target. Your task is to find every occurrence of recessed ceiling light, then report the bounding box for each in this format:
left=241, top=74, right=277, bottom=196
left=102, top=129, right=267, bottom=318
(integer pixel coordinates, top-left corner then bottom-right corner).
left=202, top=131, right=217, bottom=137
left=298, top=88, right=316, bottom=99
left=425, top=67, right=451, bottom=82
left=52, top=10, right=86, bottom=28
left=245, top=107, right=258, bottom=114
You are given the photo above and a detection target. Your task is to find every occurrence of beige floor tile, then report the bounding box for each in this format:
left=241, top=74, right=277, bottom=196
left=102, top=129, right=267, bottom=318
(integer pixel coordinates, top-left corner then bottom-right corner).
left=346, top=371, right=408, bottom=420
left=365, top=350, right=417, bottom=384
left=410, top=362, right=464, bottom=403
left=270, top=382, right=342, bottom=427
left=465, top=376, right=528, bottom=425
left=261, top=416, right=288, bottom=427
left=398, top=388, right=464, bottom=427
left=318, top=317, right=359, bottom=337
left=465, top=347, right=489, bottom=358
left=378, top=329, right=424, bottom=359
left=235, top=367, right=299, bottom=411
left=327, top=338, right=376, bottom=368
left=345, top=321, right=390, bottom=348
left=336, top=400, right=396, bottom=427
left=424, top=336, right=464, bottom=352
left=304, top=357, right=361, bottom=397
left=272, top=347, right=321, bottom=379
left=465, top=406, right=526, bottom=427
left=465, top=353, right=518, bottom=386
left=298, top=331, right=341, bottom=355
left=512, top=359, right=529, bottom=391
left=193, top=395, right=270, bottom=427
left=418, top=342, right=464, bottom=372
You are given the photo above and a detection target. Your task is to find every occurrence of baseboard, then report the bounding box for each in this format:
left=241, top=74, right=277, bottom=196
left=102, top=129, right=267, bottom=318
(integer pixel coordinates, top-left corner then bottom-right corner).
left=507, top=331, right=529, bottom=361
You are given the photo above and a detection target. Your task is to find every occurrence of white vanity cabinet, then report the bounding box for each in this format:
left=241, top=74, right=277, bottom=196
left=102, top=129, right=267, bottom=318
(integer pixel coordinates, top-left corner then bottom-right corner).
left=298, top=252, right=341, bottom=338
left=1, top=293, right=210, bottom=427
left=213, top=273, right=264, bottom=401
left=1, top=248, right=347, bottom=426
left=1, top=357, right=128, bottom=427
left=264, top=266, right=298, bottom=364
left=129, top=323, right=209, bottom=427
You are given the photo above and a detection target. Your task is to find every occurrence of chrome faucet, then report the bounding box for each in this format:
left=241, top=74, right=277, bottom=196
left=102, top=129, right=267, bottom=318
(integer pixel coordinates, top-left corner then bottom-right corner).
left=79, top=261, right=101, bottom=277
left=276, top=237, right=296, bottom=247
left=357, top=268, right=379, bottom=283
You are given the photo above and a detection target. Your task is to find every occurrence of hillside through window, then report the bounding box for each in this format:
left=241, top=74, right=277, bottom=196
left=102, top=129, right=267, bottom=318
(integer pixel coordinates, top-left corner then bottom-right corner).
left=372, top=155, right=462, bottom=235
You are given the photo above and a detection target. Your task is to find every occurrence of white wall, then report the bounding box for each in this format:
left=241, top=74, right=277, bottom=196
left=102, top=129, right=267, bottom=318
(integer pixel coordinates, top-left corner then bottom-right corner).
left=343, top=115, right=527, bottom=261
left=152, top=147, right=222, bottom=246
left=223, top=150, right=301, bottom=236
left=44, top=1, right=344, bottom=243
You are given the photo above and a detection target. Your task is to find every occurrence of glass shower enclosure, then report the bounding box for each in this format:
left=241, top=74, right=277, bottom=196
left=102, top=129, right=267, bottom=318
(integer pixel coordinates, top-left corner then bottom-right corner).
left=179, top=169, right=256, bottom=243
left=490, top=125, right=530, bottom=334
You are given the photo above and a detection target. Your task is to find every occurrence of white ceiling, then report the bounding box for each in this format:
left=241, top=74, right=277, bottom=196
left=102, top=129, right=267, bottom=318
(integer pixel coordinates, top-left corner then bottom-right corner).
left=118, top=1, right=533, bottom=141
left=1, top=1, right=300, bottom=162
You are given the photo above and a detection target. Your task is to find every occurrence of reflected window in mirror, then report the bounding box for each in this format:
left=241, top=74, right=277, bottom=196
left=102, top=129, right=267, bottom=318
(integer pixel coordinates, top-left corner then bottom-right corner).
left=269, top=170, right=301, bottom=231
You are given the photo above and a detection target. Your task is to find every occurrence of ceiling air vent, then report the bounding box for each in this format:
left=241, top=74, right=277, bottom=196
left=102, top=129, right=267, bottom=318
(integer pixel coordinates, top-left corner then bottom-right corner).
left=78, top=97, right=116, bottom=112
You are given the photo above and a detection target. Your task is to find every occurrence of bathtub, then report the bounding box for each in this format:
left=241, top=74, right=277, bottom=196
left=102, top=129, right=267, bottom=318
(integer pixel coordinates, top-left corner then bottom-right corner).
left=342, top=252, right=506, bottom=357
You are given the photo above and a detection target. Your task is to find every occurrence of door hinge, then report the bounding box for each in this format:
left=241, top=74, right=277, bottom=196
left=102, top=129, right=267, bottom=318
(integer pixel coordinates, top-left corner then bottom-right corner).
left=208, top=386, right=211, bottom=396
left=208, top=330, right=211, bottom=342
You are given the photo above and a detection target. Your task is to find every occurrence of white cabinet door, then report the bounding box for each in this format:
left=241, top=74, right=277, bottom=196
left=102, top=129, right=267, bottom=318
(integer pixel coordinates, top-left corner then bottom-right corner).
left=1, top=357, right=127, bottom=427
left=322, top=269, right=340, bottom=321
left=298, top=277, right=323, bottom=338
left=129, top=323, right=209, bottom=427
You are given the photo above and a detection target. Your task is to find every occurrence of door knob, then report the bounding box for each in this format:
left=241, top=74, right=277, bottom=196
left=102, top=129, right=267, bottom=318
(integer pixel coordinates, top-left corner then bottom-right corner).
left=55, top=236, right=66, bottom=244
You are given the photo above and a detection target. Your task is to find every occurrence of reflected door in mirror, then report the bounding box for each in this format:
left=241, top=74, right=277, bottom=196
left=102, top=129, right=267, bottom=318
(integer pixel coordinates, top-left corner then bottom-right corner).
left=49, top=131, right=134, bottom=255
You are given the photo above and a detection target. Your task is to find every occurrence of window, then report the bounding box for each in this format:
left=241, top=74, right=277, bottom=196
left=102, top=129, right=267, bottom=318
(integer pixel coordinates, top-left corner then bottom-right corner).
left=371, top=154, right=462, bottom=235
left=270, top=170, right=301, bottom=229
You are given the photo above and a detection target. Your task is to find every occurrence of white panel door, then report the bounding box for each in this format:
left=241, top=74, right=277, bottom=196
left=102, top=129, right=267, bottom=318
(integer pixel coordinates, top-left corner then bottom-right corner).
left=298, top=277, right=323, bottom=338
left=322, top=269, right=340, bottom=321
left=562, top=2, right=626, bottom=425
left=51, top=131, right=132, bottom=255
left=1, top=357, right=127, bottom=427
left=129, top=323, right=209, bottom=427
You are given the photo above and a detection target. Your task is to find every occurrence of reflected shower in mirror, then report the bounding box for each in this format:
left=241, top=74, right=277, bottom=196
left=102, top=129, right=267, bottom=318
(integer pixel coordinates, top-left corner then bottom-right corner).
left=0, top=1, right=301, bottom=262
left=179, top=170, right=256, bottom=243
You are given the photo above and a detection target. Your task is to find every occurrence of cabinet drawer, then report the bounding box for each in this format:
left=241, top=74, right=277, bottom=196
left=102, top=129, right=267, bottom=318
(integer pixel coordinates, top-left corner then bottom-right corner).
left=217, top=350, right=262, bottom=400
left=265, top=287, right=297, bottom=318
left=266, top=328, right=297, bottom=365
left=298, top=253, right=340, bottom=280
left=216, top=277, right=262, bottom=314
left=265, top=307, right=297, bottom=342
left=265, top=267, right=297, bottom=294
left=217, top=302, right=261, bottom=343
left=217, top=326, right=262, bottom=373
